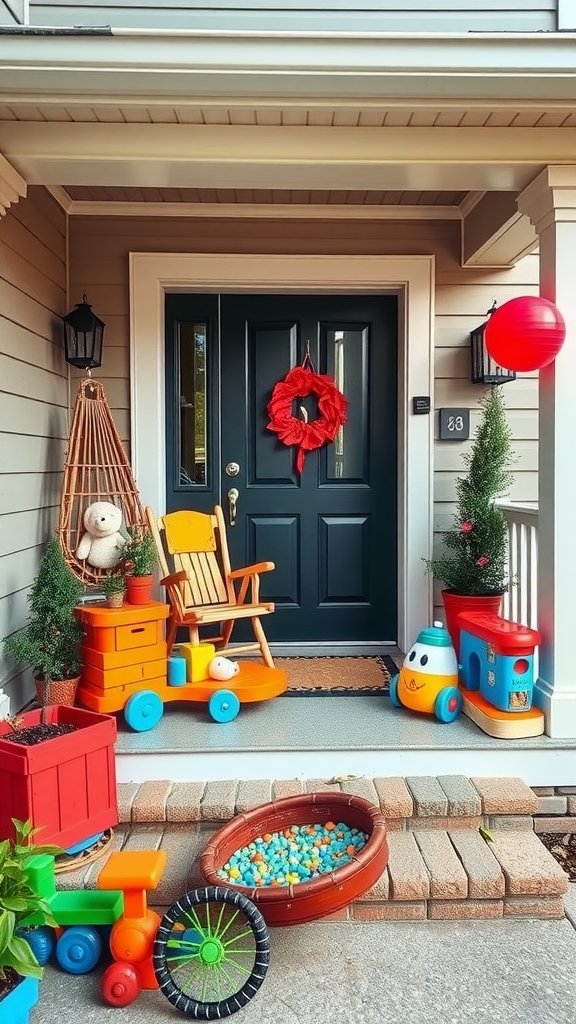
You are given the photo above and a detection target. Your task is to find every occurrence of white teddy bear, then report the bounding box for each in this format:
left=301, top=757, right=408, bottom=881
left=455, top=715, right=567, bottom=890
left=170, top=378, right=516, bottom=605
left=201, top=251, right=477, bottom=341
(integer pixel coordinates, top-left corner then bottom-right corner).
left=76, top=501, right=126, bottom=569
left=208, top=656, right=240, bottom=682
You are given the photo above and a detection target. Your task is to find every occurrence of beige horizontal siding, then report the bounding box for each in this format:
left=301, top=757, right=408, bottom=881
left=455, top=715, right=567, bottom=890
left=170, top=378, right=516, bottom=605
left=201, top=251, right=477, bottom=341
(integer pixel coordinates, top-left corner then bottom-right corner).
left=68, top=213, right=540, bottom=640
left=0, top=184, right=68, bottom=709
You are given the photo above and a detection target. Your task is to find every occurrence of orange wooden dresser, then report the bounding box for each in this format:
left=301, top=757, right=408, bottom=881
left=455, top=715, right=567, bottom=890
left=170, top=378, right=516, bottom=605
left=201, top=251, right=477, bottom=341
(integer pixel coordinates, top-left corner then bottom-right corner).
left=77, top=601, right=170, bottom=715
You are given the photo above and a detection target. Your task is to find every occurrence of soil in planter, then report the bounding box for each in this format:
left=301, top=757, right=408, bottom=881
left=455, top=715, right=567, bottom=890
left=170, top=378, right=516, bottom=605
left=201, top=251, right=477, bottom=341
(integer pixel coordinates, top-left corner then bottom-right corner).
left=0, top=967, right=20, bottom=1001
left=3, top=723, right=77, bottom=746
left=538, top=832, right=576, bottom=882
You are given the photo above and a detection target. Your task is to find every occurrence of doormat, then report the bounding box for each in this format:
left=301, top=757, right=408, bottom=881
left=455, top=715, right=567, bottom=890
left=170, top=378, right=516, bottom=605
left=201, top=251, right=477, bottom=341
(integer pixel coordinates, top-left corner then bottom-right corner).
left=279, top=655, right=398, bottom=696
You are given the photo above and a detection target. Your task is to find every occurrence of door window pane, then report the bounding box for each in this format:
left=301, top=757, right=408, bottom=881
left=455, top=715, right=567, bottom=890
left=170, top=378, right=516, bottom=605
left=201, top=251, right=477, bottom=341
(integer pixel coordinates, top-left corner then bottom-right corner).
left=178, top=322, right=207, bottom=486
left=325, top=326, right=369, bottom=482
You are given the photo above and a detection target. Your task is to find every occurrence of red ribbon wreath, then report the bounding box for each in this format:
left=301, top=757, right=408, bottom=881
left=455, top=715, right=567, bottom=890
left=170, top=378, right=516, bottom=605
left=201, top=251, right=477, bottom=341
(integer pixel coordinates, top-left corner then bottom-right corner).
left=266, top=358, right=348, bottom=473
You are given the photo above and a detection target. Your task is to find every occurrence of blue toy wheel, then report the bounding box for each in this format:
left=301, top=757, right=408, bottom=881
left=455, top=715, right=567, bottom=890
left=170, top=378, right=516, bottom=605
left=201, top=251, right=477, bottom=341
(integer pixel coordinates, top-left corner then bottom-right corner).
left=56, top=925, right=102, bottom=974
left=124, top=689, right=164, bottom=732
left=434, top=686, right=463, bottom=724
left=19, top=926, right=55, bottom=965
left=388, top=673, right=402, bottom=708
left=208, top=689, right=240, bottom=723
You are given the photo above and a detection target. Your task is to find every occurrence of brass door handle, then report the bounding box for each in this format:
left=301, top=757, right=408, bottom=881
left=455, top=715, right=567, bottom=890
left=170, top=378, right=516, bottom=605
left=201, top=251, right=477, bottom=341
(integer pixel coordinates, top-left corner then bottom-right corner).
left=227, top=488, right=239, bottom=526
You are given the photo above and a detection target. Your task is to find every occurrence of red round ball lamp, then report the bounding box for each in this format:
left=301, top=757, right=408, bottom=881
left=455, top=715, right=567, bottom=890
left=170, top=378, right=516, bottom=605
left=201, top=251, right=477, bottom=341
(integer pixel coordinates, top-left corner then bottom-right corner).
left=484, top=296, right=566, bottom=373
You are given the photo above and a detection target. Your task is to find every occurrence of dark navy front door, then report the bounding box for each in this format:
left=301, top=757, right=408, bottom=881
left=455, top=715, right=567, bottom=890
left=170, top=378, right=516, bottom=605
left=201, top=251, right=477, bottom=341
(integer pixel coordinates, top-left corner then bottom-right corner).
left=165, top=294, right=397, bottom=644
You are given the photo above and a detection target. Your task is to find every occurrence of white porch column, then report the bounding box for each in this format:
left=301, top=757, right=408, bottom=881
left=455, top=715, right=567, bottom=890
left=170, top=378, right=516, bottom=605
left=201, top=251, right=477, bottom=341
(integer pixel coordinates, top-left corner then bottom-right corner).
left=518, top=166, right=576, bottom=737
left=0, top=152, right=26, bottom=216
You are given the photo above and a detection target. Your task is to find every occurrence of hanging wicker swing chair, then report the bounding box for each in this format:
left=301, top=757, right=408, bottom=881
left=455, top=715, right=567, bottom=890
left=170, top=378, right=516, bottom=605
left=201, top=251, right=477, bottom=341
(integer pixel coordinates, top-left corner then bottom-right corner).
left=58, top=377, right=146, bottom=587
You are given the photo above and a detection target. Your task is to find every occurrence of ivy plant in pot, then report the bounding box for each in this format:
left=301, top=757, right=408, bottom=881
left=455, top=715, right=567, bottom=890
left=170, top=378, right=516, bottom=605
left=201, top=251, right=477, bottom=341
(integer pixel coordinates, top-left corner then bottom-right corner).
left=0, top=819, right=62, bottom=1024
left=425, top=387, right=514, bottom=656
left=120, top=524, right=157, bottom=605
left=2, top=537, right=84, bottom=708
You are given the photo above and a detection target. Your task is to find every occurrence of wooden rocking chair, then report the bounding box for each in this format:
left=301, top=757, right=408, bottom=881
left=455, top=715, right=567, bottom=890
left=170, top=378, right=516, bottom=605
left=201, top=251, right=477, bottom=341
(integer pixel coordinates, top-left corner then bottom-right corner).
left=145, top=505, right=276, bottom=666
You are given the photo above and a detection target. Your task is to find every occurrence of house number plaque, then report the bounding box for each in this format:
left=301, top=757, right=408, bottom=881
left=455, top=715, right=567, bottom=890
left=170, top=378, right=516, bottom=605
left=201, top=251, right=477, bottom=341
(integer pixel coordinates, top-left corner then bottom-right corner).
left=439, top=408, right=470, bottom=441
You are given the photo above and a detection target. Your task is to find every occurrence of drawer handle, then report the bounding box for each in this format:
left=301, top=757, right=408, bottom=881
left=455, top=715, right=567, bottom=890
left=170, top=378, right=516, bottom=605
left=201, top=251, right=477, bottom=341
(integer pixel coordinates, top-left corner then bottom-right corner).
left=130, top=627, right=145, bottom=634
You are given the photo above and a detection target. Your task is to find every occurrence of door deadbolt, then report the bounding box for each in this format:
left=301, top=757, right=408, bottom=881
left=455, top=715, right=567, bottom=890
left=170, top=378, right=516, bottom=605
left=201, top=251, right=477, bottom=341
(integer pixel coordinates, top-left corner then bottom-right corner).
left=225, top=462, right=240, bottom=477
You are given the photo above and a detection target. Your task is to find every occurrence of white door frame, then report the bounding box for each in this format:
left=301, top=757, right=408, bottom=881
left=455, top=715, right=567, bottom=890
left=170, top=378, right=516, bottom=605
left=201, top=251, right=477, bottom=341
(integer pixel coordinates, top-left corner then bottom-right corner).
left=129, top=252, right=435, bottom=652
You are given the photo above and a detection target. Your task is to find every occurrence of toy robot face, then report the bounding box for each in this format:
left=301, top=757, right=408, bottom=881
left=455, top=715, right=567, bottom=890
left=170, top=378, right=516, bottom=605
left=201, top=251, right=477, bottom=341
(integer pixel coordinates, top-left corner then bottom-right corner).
left=404, top=641, right=437, bottom=675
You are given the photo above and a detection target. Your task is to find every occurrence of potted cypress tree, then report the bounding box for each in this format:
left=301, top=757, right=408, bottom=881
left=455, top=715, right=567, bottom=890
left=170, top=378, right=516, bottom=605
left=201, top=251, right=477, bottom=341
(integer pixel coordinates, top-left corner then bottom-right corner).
left=425, top=387, right=514, bottom=655
left=1, top=538, right=118, bottom=851
left=2, top=537, right=84, bottom=707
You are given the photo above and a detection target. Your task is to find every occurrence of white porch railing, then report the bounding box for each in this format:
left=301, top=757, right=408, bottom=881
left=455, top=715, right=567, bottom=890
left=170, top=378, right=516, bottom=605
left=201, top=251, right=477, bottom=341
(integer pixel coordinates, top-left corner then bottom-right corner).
left=497, top=501, right=539, bottom=630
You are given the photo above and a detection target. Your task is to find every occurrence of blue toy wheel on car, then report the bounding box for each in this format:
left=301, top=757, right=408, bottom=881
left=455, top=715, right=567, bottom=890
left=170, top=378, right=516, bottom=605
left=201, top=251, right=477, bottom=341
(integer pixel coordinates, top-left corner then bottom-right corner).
left=434, top=686, right=462, bottom=724
left=56, top=925, right=102, bottom=974
left=388, top=673, right=402, bottom=708
left=125, top=690, right=164, bottom=731
left=19, top=925, right=55, bottom=965
left=208, top=689, right=240, bottom=723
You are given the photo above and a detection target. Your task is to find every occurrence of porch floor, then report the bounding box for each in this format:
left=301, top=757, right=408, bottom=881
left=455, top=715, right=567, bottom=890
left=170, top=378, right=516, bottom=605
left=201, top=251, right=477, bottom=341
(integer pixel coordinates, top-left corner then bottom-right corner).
left=114, top=692, right=576, bottom=786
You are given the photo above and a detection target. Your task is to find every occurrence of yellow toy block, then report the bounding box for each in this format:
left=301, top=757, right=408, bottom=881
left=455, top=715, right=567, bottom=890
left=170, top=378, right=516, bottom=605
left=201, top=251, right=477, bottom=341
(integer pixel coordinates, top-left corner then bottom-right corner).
left=178, top=642, right=216, bottom=682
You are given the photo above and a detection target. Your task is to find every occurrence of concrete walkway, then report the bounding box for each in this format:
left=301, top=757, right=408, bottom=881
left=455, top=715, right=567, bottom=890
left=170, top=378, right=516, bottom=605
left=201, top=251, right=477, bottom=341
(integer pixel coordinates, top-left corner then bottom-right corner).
left=37, top=900, right=576, bottom=1024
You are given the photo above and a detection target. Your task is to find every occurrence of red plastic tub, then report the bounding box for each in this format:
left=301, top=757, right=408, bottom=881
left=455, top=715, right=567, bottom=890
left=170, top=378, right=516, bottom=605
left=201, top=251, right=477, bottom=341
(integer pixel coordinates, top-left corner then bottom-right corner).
left=200, top=791, right=389, bottom=926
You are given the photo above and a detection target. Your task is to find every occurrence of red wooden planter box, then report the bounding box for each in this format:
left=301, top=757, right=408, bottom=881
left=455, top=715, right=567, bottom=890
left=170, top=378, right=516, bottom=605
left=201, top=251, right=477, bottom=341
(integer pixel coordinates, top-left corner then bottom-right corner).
left=0, top=704, right=118, bottom=850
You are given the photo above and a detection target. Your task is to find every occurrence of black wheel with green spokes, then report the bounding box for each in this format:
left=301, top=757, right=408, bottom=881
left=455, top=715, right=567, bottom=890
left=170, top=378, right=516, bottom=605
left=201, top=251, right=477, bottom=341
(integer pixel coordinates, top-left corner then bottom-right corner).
left=153, top=885, right=271, bottom=1019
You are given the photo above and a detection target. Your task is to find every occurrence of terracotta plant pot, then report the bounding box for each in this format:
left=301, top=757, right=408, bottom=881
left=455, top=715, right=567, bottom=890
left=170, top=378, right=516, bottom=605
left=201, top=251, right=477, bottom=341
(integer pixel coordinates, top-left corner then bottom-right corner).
left=34, top=674, right=79, bottom=708
left=126, top=574, right=154, bottom=605
left=200, top=792, right=389, bottom=926
left=442, top=589, right=503, bottom=658
left=0, top=704, right=118, bottom=850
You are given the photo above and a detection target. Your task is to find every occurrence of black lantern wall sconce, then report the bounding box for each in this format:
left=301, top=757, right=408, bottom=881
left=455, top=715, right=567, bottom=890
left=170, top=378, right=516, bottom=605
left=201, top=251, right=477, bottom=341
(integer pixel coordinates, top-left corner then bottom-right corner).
left=470, top=301, right=516, bottom=386
left=62, top=294, right=105, bottom=371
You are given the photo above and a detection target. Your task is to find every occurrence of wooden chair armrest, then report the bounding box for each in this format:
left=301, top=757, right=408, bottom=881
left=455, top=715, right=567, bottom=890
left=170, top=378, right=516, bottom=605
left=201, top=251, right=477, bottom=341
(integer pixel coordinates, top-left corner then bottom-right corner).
left=161, top=569, right=191, bottom=587
left=228, top=561, right=275, bottom=580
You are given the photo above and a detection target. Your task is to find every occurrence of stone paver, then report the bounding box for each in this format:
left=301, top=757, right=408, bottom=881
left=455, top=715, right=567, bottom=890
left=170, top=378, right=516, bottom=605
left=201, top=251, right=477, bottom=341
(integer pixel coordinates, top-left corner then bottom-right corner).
left=201, top=780, right=237, bottom=819
left=386, top=831, right=430, bottom=900
left=470, top=777, right=538, bottom=815
left=503, top=896, right=565, bottom=919
left=557, top=786, right=576, bottom=794
left=532, top=787, right=555, bottom=797
left=305, top=778, right=342, bottom=793
left=429, top=899, right=502, bottom=920
left=156, top=823, right=204, bottom=905
left=117, top=783, right=140, bottom=823
left=121, top=824, right=165, bottom=852
left=535, top=796, right=568, bottom=814
left=486, top=815, right=534, bottom=831
left=533, top=816, right=576, bottom=834
left=273, top=779, right=304, bottom=800
left=356, top=869, right=390, bottom=902
left=352, top=902, right=427, bottom=921
left=437, top=775, right=482, bottom=816
left=340, top=776, right=379, bottom=804
left=131, top=780, right=174, bottom=822
left=236, top=779, right=272, bottom=813
left=406, top=816, right=482, bottom=831
left=166, top=782, right=205, bottom=822
left=568, top=796, right=576, bottom=815
left=405, top=776, right=448, bottom=816
left=373, top=776, right=413, bottom=818
left=490, top=830, right=568, bottom=896
left=448, top=829, right=505, bottom=898
left=413, top=830, right=468, bottom=899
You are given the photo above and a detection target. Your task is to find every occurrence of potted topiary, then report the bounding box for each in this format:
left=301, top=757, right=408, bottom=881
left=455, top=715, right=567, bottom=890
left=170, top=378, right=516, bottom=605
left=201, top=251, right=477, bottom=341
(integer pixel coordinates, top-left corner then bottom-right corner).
left=425, top=387, right=514, bottom=655
left=120, top=524, right=157, bottom=605
left=100, top=572, right=126, bottom=609
left=2, top=537, right=85, bottom=708
left=0, top=819, right=62, bottom=1024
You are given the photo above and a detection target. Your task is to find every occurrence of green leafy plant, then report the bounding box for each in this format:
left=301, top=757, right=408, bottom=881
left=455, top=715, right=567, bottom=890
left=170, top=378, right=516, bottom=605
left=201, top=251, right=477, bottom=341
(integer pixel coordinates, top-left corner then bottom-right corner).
left=120, top=525, right=157, bottom=577
left=425, top=387, right=514, bottom=596
left=2, top=538, right=84, bottom=695
left=0, top=819, right=62, bottom=983
left=100, top=572, right=126, bottom=597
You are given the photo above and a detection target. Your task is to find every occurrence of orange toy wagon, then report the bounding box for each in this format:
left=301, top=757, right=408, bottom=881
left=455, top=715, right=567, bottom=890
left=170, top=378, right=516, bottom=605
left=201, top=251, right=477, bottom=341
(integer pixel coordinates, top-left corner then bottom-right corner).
left=76, top=601, right=287, bottom=730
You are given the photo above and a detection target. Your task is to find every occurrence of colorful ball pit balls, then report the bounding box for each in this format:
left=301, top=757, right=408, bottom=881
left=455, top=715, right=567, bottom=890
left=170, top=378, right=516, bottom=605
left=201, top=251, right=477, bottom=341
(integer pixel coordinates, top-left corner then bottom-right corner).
left=216, top=821, right=368, bottom=889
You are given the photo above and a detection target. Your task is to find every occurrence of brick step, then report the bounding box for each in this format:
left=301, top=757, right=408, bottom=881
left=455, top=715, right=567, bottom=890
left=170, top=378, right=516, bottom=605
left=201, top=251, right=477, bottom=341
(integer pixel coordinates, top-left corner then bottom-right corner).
left=54, top=775, right=570, bottom=923
left=55, top=820, right=568, bottom=922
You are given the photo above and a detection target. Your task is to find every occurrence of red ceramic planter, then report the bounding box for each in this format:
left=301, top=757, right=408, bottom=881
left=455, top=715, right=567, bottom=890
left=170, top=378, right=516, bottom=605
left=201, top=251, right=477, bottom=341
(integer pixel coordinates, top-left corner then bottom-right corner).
left=200, top=791, right=389, bottom=926
left=0, top=705, right=118, bottom=850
